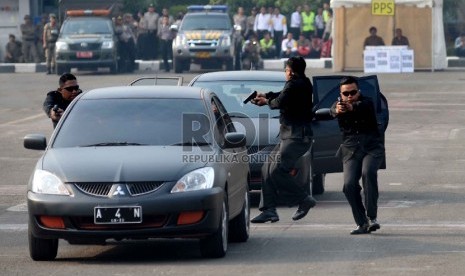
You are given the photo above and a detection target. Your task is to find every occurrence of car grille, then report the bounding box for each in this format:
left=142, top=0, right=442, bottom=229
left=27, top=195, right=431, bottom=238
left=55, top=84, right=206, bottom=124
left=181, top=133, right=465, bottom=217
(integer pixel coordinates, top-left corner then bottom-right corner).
left=74, top=182, right=164, bottom=197
left=69, top=43, right=101, bottom=51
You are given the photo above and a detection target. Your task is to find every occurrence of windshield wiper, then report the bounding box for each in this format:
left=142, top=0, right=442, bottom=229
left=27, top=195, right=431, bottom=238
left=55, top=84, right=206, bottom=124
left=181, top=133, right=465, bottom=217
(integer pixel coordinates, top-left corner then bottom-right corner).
left=171, top=142, right=211, bottom=146
left=81, top=142, right=145, bottom=147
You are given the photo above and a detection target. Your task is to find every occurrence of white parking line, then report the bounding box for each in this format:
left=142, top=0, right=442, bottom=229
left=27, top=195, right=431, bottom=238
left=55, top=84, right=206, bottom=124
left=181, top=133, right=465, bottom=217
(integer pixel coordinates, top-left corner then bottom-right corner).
left=0, top=224, right=27, bottom=231
left=7, top=203, right=27, bottom=212
left=0, top=113, right=43, bottom=127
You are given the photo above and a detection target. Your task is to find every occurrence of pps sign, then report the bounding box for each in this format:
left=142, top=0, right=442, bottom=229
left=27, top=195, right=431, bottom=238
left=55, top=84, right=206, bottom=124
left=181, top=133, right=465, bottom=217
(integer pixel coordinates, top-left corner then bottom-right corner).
left=372, top=0, right=395, bottom=16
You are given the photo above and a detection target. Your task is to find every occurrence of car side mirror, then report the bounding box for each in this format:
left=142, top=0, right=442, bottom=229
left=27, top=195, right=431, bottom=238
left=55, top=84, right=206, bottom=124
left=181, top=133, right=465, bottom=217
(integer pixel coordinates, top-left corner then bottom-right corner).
left=314, top=108, right=334, bottom=121
left=224, top=132, right=246, bottom=148
left=24, top=134, right=47, bottom=150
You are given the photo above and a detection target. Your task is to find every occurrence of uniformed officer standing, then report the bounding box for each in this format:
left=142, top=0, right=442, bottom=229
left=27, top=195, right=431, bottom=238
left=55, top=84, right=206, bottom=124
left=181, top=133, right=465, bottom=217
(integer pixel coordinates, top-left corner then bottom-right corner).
left=143, top=4, right=159, bottom=60
left=301, top=4, right=315, bottom=39
left=20, top=15, right=39, bottom=63
left=43, top=13, right=59, bottom=74
left=330, top=76, right=386, bottom=235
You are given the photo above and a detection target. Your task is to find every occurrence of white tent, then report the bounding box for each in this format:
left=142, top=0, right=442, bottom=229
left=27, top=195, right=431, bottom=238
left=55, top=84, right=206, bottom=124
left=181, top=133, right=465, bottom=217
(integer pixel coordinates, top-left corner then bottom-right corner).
left=330, top=0, right=447, bottom=71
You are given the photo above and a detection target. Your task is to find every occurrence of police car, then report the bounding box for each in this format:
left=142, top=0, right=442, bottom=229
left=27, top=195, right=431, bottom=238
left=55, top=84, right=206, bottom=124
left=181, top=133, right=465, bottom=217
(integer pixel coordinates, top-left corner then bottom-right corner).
left=55, top=9, right=119, bottom=74
left=172, top=5, right=238, bottom=73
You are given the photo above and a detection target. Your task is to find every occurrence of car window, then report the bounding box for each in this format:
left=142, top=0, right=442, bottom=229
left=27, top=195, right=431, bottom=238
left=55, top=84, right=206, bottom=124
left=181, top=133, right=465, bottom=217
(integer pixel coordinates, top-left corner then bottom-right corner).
left=180, top=14, right=231, bottom=31
left=53, top=98, right=212, bottom=148
left=61, top=18, right=113, bottom=35
left=129, top=77, right=184, bottom=86
left=192, top=80, right=283, bottom=118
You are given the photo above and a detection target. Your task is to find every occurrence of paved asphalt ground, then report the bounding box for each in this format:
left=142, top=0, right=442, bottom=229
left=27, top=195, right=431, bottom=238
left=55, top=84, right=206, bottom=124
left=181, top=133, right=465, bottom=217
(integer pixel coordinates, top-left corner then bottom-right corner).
left=0, top=68, right=465, bottom=275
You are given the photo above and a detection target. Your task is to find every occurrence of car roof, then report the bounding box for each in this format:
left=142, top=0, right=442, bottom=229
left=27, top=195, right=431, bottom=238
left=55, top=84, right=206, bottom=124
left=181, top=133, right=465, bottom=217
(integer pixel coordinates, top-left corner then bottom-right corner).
left=65, top=16, right=111, bottom=21
left=192, top=70, right=285, bottom=83
left=80, top=86, right=208, bottom=100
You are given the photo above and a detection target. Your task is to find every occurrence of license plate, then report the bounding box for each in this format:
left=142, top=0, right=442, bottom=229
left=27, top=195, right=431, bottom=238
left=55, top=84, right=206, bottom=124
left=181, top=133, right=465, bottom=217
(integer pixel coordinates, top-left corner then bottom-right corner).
left=77, top=51, right=93, bottom=58
left=195, top=52, right=211, bottom=58
left=94, top=206, right=142, bottom=224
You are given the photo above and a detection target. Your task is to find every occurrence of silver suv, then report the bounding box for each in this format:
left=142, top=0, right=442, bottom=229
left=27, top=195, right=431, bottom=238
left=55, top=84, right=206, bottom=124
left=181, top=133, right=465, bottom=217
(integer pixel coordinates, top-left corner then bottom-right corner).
left=172, top=5, right=236, bottom=73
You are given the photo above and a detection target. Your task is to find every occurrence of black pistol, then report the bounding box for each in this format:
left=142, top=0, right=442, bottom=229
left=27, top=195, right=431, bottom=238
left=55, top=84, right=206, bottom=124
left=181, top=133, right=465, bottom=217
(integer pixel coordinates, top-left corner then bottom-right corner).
left=243, top=91, right=258, bottom=104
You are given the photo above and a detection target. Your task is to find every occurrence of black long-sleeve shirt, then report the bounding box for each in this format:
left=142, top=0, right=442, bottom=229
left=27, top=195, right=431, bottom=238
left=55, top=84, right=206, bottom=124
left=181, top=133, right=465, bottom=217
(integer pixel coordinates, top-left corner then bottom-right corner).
left=43, top=90, right=72, bottom=128
left=265, top=75, right=314, bottom=139
left=330, top=95, right=384, bottom=159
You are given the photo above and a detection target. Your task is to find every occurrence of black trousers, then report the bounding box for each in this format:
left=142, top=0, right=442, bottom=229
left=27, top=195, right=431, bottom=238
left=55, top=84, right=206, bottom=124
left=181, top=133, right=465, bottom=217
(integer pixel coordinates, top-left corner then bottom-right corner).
left=259, top=138, right=311, bottom=211
left=160, top=39, right=172, bottom=71
left=273, top=31, right=283, bottom=58
left=342, top=151, right=383, bottom=226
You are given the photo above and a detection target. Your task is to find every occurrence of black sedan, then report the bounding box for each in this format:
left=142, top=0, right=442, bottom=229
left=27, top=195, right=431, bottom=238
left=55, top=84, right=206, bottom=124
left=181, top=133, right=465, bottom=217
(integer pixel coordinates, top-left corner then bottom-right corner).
left=24, top=86, right=250, bottom=260
left=189, top=71, right=389, bottom=195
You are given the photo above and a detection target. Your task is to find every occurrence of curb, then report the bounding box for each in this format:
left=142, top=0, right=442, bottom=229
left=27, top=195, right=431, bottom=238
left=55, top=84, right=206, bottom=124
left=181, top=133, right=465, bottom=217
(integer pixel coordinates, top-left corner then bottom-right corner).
left=0, top=59, right=332, bottom=74
left=1, top=57, right=464, bottom=73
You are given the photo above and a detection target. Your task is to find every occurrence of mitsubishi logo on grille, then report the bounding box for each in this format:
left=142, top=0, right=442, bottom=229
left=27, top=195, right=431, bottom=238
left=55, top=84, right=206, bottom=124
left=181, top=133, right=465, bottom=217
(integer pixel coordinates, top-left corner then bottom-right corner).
left=112, top=185, right=126, bottom=196
left=81, top=42, right=88, bottom=48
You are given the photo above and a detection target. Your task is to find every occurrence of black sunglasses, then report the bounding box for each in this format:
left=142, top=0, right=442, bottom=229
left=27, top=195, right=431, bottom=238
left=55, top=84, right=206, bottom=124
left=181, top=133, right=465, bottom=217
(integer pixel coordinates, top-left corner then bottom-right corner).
left=341, top=90, right=358, bottom=97
left=63, top=85, right=80, bottom=92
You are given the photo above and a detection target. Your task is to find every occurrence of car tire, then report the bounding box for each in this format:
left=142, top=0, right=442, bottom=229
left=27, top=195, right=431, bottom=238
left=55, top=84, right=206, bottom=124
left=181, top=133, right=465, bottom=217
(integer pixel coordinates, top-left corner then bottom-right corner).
left=110, top=61, right=118, bottom=74
left=28, top=224, right=58, bottom=261
left=228, top=189, right=250, bottom=242
left=200, top=194, right=228, bottom=258
left=226, top=59, right=234, bottom=71
left=174, top=58, right=183, bottom=73
left=312, top=173, right=326, bottom=195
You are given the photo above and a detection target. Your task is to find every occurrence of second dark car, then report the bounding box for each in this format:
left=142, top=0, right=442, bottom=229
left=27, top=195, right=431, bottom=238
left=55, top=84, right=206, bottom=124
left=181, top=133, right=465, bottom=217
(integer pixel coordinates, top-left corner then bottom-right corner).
left=189, top=71, right=389, bottom=195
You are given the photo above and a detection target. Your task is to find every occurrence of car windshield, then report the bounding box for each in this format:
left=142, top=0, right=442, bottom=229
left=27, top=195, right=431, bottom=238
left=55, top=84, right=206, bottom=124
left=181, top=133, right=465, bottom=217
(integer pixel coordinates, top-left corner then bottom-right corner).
left=53, top=98, right=212, bottom=148
left=61, top=18, right=113, bottom=35
left=180, top=14, right=231, bottom=31
left=191, top=80, right=283, bottom=118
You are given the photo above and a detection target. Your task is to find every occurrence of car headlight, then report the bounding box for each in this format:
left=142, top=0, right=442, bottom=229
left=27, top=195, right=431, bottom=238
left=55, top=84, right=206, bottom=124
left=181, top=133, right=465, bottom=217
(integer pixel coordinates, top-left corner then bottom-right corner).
left=220, top=36, right=231, bottom=47
left=32, top=170, right=71, bottom=196
left=55, top=41, right=69, bottom=51
left=101, top=40, right=114, bottom=49
left=174, top=34, right=186, bottom=47
left=171, top=167, right=214, bottom=193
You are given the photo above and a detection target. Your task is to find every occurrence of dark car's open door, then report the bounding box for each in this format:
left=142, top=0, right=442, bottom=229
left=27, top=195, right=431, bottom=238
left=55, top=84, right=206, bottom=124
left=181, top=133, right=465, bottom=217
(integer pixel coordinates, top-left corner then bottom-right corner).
left=311, top=75, right=389, bottom=177
left=129, top=76, right=184, bottom=86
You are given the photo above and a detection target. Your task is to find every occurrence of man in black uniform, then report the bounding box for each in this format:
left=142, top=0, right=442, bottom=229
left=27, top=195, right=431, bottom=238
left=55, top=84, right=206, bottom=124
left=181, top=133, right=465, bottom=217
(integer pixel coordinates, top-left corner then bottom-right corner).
left=43, top=73, right=82, bottom=128
left=330, top=76, right=385, bottom=234
left=250, top=56, right=317, bottom=223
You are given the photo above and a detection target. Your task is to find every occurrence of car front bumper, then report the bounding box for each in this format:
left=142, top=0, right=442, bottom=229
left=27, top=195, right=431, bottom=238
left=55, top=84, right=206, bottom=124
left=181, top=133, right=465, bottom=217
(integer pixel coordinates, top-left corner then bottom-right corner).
left=28, top=185, right=224, bottom=242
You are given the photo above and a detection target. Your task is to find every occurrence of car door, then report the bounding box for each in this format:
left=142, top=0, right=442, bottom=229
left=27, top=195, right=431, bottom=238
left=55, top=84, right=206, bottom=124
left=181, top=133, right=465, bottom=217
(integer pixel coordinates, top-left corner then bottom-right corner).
left=211, top=96, right=247, bottom=215
left=311, top=75, right=389, bottom=174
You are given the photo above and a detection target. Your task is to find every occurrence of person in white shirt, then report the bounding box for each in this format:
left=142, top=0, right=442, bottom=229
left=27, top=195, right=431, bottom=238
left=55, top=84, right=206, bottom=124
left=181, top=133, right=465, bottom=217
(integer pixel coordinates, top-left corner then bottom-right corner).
left=270, top=7, right=287, bottom=59
left=254, top=6, right=271, bottom=40
left=314, top=8, right=325, bottom=39
left=281, top=32, right=297, bottom=58
left=289, top=5, right=302, bottom=41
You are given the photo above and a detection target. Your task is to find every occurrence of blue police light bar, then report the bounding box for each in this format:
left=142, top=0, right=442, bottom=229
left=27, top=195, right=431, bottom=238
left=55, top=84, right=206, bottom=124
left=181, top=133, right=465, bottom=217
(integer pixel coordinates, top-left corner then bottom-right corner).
left=187, top=5, right=228, bottom=13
